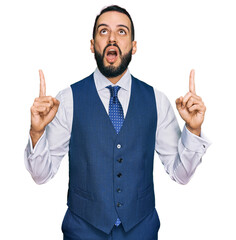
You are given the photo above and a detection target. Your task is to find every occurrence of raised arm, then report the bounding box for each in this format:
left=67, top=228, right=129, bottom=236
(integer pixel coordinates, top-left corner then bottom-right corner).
left=155, top=70, right=210, bottom=184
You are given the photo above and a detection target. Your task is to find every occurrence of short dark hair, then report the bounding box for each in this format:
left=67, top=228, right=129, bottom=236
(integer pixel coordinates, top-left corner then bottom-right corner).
left=92, top=5, right=135, bottom=41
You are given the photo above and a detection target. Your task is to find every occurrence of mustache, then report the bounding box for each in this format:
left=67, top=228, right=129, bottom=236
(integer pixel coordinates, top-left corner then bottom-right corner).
left=103, top=43, right=122, bottom=56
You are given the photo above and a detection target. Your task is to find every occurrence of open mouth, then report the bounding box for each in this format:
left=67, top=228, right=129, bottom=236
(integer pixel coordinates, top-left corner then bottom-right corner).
left=105, top=47, right=119, bottom=64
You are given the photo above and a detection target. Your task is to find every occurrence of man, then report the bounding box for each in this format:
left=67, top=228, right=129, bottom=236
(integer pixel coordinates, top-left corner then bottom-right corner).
left=25, top=5, right=210, bottom=240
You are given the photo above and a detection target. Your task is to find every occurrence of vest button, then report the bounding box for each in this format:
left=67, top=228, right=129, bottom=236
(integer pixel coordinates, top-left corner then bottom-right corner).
left=117, top=188, right=122, bottom=193
left=117, top=202, right=122, bottom=207
left=117, top=144, right=121, bottom=149
left=117, top=158, right=123, bottom=163
left=117, top=173, right=122, bottom=178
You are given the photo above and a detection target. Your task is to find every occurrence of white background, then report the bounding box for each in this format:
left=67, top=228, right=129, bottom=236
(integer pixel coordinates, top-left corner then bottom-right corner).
left=0, top=0, right=235, bottom=239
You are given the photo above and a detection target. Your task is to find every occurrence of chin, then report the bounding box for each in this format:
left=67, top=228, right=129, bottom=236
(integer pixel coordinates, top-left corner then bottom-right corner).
left=104, top=59, right=121, bottom=67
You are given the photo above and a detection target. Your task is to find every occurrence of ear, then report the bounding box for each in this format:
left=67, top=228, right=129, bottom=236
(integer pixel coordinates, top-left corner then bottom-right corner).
left=90, top=39, right=95, bottom=53
left=132, top=41, right=137, bottom=55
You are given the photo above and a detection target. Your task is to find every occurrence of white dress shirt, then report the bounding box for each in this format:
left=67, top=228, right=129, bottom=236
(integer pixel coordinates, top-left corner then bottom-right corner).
left=24, top=68, right=210, bottom=185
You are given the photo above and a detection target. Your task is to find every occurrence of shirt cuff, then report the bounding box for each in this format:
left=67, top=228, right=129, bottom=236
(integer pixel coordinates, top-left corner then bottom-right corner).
left=27, top=130, right=47, bottom=157
left=181, top=125, right=211, bottom=153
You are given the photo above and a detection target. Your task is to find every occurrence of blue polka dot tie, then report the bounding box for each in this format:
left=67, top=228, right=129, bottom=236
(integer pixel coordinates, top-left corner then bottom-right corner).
left=106, top=85, right=124, bottom=135
left=106, top=85, right=123, bottom=227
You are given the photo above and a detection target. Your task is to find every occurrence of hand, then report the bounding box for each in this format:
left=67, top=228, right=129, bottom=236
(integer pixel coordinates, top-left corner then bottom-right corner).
left=30, top=70, right=60, bottom=147
left=175, top=70, right=206, bottom=136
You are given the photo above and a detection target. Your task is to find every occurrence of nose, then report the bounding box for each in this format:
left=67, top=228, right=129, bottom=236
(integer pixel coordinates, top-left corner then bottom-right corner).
left=108, top=31, right=117, bottom=44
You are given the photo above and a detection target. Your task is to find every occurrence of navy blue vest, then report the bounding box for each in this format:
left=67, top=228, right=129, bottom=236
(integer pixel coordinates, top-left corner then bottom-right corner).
left=68, top=73, right=157, bottom=234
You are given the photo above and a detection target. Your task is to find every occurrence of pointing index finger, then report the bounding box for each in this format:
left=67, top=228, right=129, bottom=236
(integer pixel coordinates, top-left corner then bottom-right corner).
left=39, top=69, right=46, bottom=97
left=189, top=69, right=196, bottom=94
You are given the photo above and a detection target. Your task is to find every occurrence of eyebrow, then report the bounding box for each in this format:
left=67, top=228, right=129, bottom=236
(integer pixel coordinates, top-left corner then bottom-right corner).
left=118, top=24, right=130, bottom=32
left=97, top=23, right=130, bottom=32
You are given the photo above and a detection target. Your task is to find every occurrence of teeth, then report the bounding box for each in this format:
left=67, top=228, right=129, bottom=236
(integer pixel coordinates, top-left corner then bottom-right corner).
left=108, top=49, right=116, bottom=52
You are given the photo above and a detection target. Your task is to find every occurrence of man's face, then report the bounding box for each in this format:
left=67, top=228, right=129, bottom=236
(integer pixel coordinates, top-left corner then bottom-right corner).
left=91, top=11, right=137, bottom=78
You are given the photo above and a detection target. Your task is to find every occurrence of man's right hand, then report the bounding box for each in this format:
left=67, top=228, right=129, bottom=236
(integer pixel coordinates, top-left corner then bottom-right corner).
left=30, top=70, right=60, bottom=148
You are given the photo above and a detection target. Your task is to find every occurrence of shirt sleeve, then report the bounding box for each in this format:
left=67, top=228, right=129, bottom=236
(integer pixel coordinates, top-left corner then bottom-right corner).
left=154, top=89, right=211, bottom=185
left=24, top=87, right=73, bottom=184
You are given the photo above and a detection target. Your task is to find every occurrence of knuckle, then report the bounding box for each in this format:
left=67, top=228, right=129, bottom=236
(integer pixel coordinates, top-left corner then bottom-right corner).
left=45, top=102, right=50, bottom=108
left=54, top=98, right=60, bottom=106
left=33, top=101, right=38, bottom=107
left=187, top=98, right=193, bottom=105
left=41, top=106, right=47, bottom=113
left=50, top=100, right=54, bottom=107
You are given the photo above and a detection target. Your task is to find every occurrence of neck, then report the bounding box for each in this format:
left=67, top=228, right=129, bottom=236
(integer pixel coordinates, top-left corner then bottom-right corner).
left=107, top=69, right=127, bottom=84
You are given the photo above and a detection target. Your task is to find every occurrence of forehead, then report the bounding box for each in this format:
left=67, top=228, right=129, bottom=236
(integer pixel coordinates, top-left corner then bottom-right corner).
left=96, top=11, right=131, bottom=29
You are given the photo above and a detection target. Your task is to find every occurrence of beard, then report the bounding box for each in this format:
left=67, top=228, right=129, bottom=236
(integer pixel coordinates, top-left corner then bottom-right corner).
left=94, top=43, right=132, bottom=78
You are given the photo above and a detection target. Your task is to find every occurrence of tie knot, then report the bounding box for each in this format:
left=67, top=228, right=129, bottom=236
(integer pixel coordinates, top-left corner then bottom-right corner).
left=106, top=85, right=121, bottom=98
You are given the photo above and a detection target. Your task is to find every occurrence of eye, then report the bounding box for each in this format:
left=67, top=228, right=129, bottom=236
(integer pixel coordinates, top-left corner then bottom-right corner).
left=119, top=29, right=126, bottom=35
left=100, top=29, right=108, bottom=35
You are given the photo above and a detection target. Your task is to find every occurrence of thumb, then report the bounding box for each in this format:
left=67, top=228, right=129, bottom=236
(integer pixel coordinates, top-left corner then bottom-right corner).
left=175, top=97, right=183, bottom=110
left=43, top=99, right=60, bottom=125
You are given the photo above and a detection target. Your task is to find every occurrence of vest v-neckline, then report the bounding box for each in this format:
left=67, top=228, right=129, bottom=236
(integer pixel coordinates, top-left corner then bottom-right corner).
left=90, top=74, right=134, bottom=137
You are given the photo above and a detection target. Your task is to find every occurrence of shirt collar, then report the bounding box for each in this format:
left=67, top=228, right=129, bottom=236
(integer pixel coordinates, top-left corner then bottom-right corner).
left=93, top=68, right=131, bottom=92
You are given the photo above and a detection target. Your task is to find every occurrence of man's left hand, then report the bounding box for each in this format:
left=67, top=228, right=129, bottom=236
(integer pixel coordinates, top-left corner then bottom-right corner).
left=175, top=69, right=206, bottom=136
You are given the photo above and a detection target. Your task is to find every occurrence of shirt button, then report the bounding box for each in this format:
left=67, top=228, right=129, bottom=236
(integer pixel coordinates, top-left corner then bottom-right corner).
left=117, top=188, right=122, bottom=193
left=203, top=145, right=206, bottom=148
left=117, top=173, right=122, bottom=178
left=117, top=144, right=121, bottom=149
left=117, top=202, right=122, bottom=207
left=117, top=158, right=123, bottom=163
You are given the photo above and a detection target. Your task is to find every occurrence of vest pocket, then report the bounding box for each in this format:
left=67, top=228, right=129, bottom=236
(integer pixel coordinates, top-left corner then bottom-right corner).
left=70, top=186, right=94, bottom=200
left=137, top=184, right=153, bottom=199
